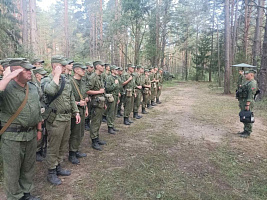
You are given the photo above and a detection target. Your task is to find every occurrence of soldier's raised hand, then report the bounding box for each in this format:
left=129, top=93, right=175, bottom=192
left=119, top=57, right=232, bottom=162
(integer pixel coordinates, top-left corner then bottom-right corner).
left=54, top=65, right=62, bottom=76
left=4, top=68, right=23, bottom=80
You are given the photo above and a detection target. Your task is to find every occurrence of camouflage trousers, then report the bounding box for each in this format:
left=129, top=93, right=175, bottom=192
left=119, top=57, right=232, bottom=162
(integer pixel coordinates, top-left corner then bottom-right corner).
left=90, top=106, right=104, bottom=139
left=118, top=94, right=125, bottom=113
left=124, top=95, right=134, bottom=117
left=156, top=86, right=162, bottom=99
left=107, top=95, right=118, bottom=128
left=133, top=89, right=142, bottom=113
left=1, top=137, right=36, bottom=200
left=69, top=107, right=85, bottom=152
left=239, top=99, right=254, bottom=133
left=142, top=92, right=150, bottom=109
left=150, top=83, right=157, bottom=102
left=46, top=120, right=71, bottom=169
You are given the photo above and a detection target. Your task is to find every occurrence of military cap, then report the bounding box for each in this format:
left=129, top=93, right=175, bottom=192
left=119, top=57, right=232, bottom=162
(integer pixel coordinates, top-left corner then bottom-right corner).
left=51, top=55, right=68, bottom=65
left=149, top=67, right=153, bottom=70
left=118, top=67, right=123, bottom=71
left=110, top=65, right=116, bottom=70
left=247, top=69, right=257, bottom=74
left=144, top=69, right=149, bottom=72
left=67, top=59, right=74, bottom=64
left=72, top=62, right=87, bottom=70
left=136, top=65, right=142, bottom=69
left=127, top=64, right=135, bottom=68
left=9, top=60, right=36, bottom=70
left=104, top=63, right=110, bottom=66
left=93, top=61, right=104, bottom=67
left=32, top=58, right=44, bottom=64
left=85, top=62, right=93, bottom=67
left=159, top=68, right=163, bottom=71
left=33, top=67, right=47, bottom=75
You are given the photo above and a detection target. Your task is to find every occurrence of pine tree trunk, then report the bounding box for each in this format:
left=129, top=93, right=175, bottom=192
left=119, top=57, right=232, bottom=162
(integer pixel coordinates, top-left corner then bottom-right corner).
left=29, top=0, right=38, bottom=54
left=224, top=0, right=231, bottom=94
left=64, top=0, right=69, bottom=57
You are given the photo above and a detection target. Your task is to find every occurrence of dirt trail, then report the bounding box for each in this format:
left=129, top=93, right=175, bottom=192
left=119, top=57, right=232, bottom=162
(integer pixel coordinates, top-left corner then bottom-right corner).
left=0, top=82, right=266, bottom=200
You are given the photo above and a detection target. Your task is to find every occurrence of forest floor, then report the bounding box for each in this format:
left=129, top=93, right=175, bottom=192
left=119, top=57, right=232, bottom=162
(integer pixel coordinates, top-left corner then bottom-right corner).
left=0, top=81, right=267, bottom=200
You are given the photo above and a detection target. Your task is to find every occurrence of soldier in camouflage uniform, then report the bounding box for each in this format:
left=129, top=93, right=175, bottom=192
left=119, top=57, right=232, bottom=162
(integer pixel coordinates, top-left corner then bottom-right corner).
left=86, top=61, right=106, bottom=151
left=102, top=63, right=111, bottom=123
left=32, top=67, right=48, bottom=162
left=69, top=63, right=88, bottom=164
left=237, top=69, right=245, bottom=90
left=117, top=67, right=124, bottom=118
left=133, top=66, right=143, bottom=119
left=105, top=65, right=120, bottom=134
left=84, top=62, right=94, bottom=131
left=41, top=56, right=81, bottom=185
left=142, top=69, right=151, bottom=114
left=238, top=70, right=258, bottom=138
left=32, top=58, right=44, bottom=68
left=149, top=67, right=157, bottom=107
left=0, top=59, right=42, bottom=200
left=122, top=64, right=136, bottom=125
left=156, top=68, right=163, bottom=104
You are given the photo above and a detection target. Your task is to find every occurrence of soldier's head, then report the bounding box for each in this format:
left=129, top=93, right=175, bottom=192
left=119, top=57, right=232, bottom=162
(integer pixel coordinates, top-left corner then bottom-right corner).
left=127, top=64, right=135, bottom=73
left=33, top=67, right=47, bottom=82
left=85, top=62, right=94, bottom=73
left=239, top=69, right=244, bottom=75
left=51, top=55, right=66, bottom=74
left=32, top=59, right=44, bottom=68
left=118, top=67, right=123, bottom=75
left=145, top=69, right=149, bottom=75
left=10, top=59, right=35, bottom=83
left=73, top=62, right=86, bottom=77
left=245, top=70, right=256, bottom=80
left=93, top=61, right=105, bottom=74
left=110, top=65, right=119, bottom=75
left=105, top=63, right=110, bottom=71
left=66, top=59, right=74, bottom=71
left=159, top=68, right=163, bottom=74
left=150, top=67, right=154, bottom=73
left=137, top=65, right=144, bottom=73
left=154, top=67, right=158, bottom=72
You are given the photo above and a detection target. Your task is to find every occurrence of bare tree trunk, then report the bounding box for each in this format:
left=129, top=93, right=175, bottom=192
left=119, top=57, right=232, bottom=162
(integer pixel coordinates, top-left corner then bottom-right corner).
left=224, top=0, right=231, bottom=94
left=29, top=0, right=38, bottom=54
left=232, top=0, right=238, bottom=64
left=21, top=0, right=28, bottom=51
left=253, top=0, right=264, bottom=66
left=217, top=23, right=221, bottom=87
left=64, top=0, right=69, bottom=57
left=185, top=26, right=189, bottom=81
left=258, top=14, right=267, bottom=99
left=243, top=0, right=252, bottom=60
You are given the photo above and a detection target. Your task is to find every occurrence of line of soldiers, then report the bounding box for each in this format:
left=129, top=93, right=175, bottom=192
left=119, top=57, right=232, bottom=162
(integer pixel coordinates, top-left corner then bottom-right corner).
left=0, top=56, right=164, bottom=200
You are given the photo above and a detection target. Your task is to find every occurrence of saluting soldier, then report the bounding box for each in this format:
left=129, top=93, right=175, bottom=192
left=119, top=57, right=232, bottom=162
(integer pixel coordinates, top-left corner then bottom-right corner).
left=41, top=56, right=81, bottom=185
left=238, top=70, right=258, bottom=138
left=86, top=61, right=106, bottom=151
left=69, top=63, right=88, bottom=164
left=0, top=59, right=42, bottom=200
left=142, top=68, right=151, bottom=114
left=32, top=58, right=45, bottom=68
left=105, top=65, right=120, bottom=134
left=133, top=66, right=143, bottom=119
left=84, top=62, right=94, bottom=131
left=122, top=64, right=136, bottom=125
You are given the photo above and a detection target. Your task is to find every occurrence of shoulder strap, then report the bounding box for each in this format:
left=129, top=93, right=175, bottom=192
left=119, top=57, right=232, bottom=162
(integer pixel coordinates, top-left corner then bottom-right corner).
left=49, top=75, right=66, bottom=104
left=0, top=84, right=29, bottom=135
left=71, top=78, right=84, bottom=100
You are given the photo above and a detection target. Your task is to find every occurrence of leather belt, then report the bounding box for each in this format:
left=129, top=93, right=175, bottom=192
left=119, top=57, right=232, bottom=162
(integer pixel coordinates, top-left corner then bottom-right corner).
left=1, top=126, right=35, bottom=132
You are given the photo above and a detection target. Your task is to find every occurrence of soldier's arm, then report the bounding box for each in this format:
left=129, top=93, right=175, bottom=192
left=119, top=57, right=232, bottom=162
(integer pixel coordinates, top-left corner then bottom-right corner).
left=41, top=77, right=60, bottom=96
left=105, top=77, right=118, bottom=93
left=86, top=76, right=105, bottom=95
left=70, top=91, right=80, bottom=114
left=0, top=68, right=23, bottom=91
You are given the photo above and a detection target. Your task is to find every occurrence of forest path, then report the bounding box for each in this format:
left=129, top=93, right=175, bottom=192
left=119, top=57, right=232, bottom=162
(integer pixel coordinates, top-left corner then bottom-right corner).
left=0, top=81, right=266, bottom=200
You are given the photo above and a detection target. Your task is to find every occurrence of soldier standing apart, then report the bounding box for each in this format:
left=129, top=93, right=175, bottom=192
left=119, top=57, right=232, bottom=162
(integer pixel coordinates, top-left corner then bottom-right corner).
left=0, top=60, right=42, bottom=200
left=105, top=66, right=120, bottom=134
left=149, top=68, right=157, bottom=107
left=69, top=63, right=89, bottom=164
left=133, top=66, right=143, bottom=119
left=142, top=69, right=151, bottom=114
left=156, top=68, right=163, bottom=104
left=84, top=62, right=94, bottom=131
left=238, top=70, right=258, bottom=138
left=122, top=64, right=136, bottom=125
left=42, top=56, right=81, bottom=185
left=117, top=67, right=124, bottom=118
left=86, top=61, right=106, bottom=151
left=237, top=69, right=245, bottom=89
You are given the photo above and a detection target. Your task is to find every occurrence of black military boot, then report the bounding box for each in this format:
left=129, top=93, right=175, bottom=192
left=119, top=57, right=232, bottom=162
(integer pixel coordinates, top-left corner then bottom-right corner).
left=22, top=193, right=40, bottom=200
left=97, top=137, right=107, bottom=145
left=102, top=115, right=107, bottom=123
left=124, top=117, right=130, bottom=125
left=76, top=151, right=87, bottom=158
left=117, top=110, right=122, bottom=118
left=147, top=103, right=153, bottom=109
left=47, top=169, right=62, bottom=185
left=133, top=112, right=142, bottom=119
left=156, top=98, right=162, bottom=104
left=69, top=151, right=80, bottom=164
left=92, top=139, right=102, bottom=150
left=36, top=151, right=44, bottom=162
left=112, top=127, right=119, bottom=132
left=128, top=117, right=134, bottom=123
left=239, top=131, right=250, bottom=138
left=151, top=101, right=156, bottom=106
left=142, top=107, right=148, bottom=114
left=85, top=119, right=90, bottom=131
left=56, top=164, right=71, bottom=176
left=108, top=127, right=116, bottom=134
